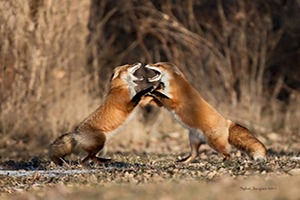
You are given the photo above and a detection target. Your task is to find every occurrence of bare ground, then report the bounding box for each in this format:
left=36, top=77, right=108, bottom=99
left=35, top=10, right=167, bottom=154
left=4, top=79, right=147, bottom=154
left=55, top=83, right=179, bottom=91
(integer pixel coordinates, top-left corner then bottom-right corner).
left=0, top=149, right=300, bottom=200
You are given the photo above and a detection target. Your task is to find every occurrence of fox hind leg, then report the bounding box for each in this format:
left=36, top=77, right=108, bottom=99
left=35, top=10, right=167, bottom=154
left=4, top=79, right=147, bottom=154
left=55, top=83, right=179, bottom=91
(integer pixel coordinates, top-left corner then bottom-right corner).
left=91, top=146, right=111, bottom=164
left=81, top=134, right=111, bottom=165
left=81, top=152, right=93, bottom=165
left=208, top=136, right=231, bottom=161
left=81, top=149, right=112, bottom=165
left=177, top=130, right=203, bottom=163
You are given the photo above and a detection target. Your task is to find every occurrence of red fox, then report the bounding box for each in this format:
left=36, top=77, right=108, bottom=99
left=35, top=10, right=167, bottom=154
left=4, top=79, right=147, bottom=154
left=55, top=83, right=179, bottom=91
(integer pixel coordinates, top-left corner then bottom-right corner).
left=49, top=63, right=153, bottom=165
left=145, top=62, right=266, bottom=163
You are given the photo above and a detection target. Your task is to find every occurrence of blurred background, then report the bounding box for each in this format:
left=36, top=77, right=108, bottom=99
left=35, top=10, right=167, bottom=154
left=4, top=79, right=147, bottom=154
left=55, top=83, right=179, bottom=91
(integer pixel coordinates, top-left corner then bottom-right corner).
left=0, top=0, right=299, bottom=159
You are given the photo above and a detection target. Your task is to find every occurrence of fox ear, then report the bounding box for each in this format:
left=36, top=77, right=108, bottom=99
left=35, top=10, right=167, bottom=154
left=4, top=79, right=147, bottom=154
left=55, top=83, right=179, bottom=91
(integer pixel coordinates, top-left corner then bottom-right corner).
left=173, top=65, right=182, bottom=75
left=111, top=67, right=121, bottom=81
left=166, top=62, right=182, bottom=75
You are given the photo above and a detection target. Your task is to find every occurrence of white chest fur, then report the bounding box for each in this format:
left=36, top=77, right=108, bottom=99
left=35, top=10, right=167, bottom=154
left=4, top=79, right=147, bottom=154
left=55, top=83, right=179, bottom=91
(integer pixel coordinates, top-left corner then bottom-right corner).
left=169, top=110, right=207, bottom=143
left=127, top=83, right=137, bottom=98
left=161, top=74, right=172, bottom=98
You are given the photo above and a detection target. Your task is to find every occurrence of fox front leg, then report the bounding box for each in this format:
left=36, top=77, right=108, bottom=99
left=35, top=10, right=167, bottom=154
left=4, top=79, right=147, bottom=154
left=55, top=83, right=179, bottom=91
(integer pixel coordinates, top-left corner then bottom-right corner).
left=154, top=82, right=164, bottom=91
left=127, top=86, right=154, bottom=112
left=148, top=90, right=180, bottom=110
left=151, top=90, right=170, bottom=100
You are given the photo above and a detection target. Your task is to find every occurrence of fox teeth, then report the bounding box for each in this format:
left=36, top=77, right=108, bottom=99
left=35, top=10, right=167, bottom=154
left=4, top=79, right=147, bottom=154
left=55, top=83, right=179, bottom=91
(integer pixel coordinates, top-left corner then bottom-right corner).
left=148, top=70, right=161, bottom=82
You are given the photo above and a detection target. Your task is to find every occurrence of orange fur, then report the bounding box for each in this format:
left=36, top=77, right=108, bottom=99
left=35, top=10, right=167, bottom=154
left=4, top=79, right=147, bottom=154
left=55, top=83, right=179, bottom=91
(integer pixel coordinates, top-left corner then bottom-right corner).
left=49, top=63, right=152, bottom=165
left=139, top=95, right=163, bottom=107
left=145, top=62, right=266, bottom=162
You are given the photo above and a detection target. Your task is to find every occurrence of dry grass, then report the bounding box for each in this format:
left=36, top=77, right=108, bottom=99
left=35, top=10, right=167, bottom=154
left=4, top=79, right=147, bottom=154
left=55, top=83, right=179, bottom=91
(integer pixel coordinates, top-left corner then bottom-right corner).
left=0, top=0, right=92, bottom=153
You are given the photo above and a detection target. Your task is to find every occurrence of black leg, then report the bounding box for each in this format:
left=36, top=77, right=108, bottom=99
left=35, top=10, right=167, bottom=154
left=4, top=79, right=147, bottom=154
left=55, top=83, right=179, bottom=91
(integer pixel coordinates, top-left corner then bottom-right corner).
left=151, top=90, right=170, bottom=99
left=128, top=86, right=154, bottom=111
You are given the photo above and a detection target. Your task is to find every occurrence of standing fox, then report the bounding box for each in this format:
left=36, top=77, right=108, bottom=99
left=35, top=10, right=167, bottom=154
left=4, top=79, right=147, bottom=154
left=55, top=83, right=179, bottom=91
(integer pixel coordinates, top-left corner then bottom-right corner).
left=145, top=62, right=266, bottom=163
left=49, top=63, right=153, bottom=165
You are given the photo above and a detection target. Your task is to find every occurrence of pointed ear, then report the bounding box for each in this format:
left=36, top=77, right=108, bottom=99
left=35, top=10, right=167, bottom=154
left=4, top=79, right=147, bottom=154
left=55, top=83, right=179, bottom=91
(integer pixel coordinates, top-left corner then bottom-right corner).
left=173, top=65, right=182, bottom=75
left=167, top=62, right=182, bottom=75
left=111, top=67, right=121, bottom=81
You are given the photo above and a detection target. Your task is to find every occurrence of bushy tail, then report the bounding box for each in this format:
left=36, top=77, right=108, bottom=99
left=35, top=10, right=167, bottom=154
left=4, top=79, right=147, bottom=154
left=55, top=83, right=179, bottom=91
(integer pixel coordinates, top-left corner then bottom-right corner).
left=49, top=132, right=77, bottom=165
left=228, top=121, right=266, bottom=160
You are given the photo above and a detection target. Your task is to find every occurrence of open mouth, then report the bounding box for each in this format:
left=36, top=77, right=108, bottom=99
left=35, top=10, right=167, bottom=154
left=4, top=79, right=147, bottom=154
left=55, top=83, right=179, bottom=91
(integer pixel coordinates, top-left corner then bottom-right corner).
left=145, top=65, right=162, bottom=82
left=130, top=63, right=143, bottom=81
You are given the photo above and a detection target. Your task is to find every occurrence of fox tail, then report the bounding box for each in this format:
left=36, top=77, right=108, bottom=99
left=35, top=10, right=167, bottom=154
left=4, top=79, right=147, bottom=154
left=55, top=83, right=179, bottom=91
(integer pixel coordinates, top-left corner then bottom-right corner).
left=228, top=121, right=266, bottom=160
left=49, top=132, right=77, bottom=165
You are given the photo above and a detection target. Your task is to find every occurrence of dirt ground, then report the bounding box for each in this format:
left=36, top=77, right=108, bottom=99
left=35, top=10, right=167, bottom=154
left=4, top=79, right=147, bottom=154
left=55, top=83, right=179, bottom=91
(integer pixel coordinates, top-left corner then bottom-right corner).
left=0, top=148, right=300, bottom=200
left=1, top=123, right=300, bottom=200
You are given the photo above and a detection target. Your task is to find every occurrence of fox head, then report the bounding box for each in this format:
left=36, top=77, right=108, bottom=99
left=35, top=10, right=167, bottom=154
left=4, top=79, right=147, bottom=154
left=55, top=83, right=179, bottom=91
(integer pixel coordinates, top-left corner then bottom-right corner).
left=145, top=62, right=185, bottom=98
left=145, top=62, right=183, bottom=82
left=110, top=62, right=143, bottom=95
